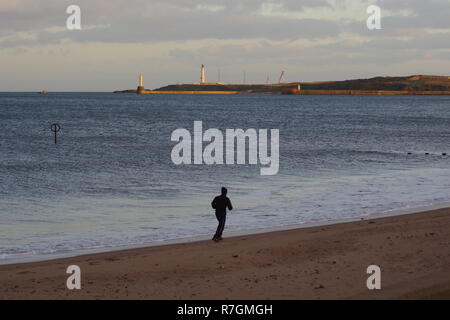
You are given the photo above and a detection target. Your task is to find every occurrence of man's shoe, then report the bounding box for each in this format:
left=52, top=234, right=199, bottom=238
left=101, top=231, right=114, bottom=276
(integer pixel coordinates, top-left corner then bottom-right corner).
left=217, top=237, right=223, bottom=241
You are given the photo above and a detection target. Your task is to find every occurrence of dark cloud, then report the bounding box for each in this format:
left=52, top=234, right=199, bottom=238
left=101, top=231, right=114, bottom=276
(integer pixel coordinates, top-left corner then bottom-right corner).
left=0, top=0, right=341, bottom=47
left=377, top=0, right=450, bottom=29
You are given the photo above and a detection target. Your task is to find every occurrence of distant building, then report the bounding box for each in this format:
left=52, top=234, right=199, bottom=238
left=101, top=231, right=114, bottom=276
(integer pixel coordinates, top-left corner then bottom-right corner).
left=197, top=65, right=224, bottom=85
left=137, top=73, right=145, bottom=94
left=200, top=65, right=206, bottom=84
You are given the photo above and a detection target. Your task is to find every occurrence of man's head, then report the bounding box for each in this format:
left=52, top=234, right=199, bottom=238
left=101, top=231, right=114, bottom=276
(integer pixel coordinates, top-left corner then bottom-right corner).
left=221, top=187, right=227, bottom=195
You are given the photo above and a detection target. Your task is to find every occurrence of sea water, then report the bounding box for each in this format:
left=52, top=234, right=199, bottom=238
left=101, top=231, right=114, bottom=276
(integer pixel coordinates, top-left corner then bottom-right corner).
left=1, top=93, right=449, bottom=264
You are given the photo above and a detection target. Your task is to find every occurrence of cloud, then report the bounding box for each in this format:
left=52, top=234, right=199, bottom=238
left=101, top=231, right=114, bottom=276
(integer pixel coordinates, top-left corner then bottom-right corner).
left=0, top=0, right=341, bottom=48
left=1, top=0, right=447, bottom=48
left=1, top=0, right=449, bottom=91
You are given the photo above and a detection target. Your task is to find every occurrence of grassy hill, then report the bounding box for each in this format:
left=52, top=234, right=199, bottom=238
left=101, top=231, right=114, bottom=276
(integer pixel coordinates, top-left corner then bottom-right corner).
left=153, top=75, right=450, bottom=93
left=114, top=75, right=450, bottom=94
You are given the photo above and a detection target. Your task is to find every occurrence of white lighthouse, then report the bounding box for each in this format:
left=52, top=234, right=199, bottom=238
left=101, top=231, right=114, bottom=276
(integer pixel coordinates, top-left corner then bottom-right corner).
left=200, top=65, right=206, bottom=84
left=137, top=72, right=145, bottom=94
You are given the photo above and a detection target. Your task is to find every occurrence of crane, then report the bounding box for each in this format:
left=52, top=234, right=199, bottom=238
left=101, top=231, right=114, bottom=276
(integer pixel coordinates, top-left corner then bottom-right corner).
left=278, top=71, right=285, bottom=84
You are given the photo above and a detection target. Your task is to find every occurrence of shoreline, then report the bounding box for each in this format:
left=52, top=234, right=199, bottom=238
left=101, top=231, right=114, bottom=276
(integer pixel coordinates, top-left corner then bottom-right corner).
left=2, top=201, right=450, bottom=267
left=115, top=89, right=450, bottom=95
left=1, top=205, right=449, bottom=299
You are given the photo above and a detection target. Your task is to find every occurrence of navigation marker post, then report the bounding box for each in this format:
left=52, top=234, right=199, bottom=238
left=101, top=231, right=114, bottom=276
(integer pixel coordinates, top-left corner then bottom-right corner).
left=51, top=123, right=61, bottom=144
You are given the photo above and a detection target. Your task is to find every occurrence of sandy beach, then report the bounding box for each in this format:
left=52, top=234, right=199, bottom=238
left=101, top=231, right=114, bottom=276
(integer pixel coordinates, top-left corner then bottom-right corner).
left=1, top=208, right=449, bottom=300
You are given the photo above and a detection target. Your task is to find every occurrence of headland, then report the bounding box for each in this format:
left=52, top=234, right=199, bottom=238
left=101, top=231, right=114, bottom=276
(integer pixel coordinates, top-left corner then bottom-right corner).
left=114, top=74, right=450, bottom=95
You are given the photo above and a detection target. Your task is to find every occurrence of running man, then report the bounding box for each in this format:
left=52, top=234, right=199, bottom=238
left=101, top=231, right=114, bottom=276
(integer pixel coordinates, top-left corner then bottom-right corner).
left=211, top=187, right=233, bottom=242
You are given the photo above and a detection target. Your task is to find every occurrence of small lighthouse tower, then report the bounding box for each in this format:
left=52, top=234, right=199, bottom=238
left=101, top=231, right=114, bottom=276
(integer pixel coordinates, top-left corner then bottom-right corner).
left=200, top=65, right=206, bottom=84
left=137, top=73, right=145, bottom=94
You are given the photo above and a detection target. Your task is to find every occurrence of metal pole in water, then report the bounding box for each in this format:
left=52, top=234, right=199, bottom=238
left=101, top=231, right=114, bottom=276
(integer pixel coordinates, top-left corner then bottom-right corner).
left=51, top=123, right=61, bottom=144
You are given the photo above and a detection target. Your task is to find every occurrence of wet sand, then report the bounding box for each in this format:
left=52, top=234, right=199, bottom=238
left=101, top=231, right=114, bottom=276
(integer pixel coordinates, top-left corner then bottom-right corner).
left=1, top=208, right=449, bottom=299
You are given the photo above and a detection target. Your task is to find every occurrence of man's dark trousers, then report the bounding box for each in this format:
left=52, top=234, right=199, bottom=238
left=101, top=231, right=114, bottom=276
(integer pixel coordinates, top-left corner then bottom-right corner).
left=214, top=212, right=226, bottom=239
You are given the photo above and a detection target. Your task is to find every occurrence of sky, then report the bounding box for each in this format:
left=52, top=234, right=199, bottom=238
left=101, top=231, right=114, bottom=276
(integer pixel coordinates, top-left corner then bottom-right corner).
left=1, top=0, right=450, bottom=91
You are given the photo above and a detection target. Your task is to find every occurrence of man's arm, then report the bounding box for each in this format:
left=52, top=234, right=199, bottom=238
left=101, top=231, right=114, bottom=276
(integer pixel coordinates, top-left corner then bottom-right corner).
left=227, top=198, right=233, bottom=211
left=211, top=197, right=217, bottom=209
